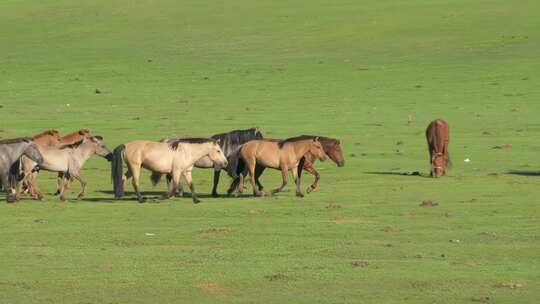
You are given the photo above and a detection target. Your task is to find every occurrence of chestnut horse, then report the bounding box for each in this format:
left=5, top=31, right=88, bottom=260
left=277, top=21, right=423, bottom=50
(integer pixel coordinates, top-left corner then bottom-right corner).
left=237, top=136, right=326, bottom=197
left=111, top=138, right=228, bottom=203
left=297, top=136, right=345, bottom=193
left=426, top=119, right=451, bottom=177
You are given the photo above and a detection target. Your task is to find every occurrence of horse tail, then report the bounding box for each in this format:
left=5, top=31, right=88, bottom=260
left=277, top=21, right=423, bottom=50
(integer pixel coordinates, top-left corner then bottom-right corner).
left=298, top=156, right=305, bottom=179
left=236, top=156, right=246, bottom=178
left=111, top=144, right=125, bottom=199
left=8, top=159, right=22, bottom=190
left=150, top=171, right=163, bottom=187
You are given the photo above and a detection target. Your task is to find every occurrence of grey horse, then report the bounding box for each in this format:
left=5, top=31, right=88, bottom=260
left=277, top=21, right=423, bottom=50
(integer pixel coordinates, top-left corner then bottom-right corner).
left=19, top=135, right=112, bottom=201
left=0, top=138, right=43, bottom=202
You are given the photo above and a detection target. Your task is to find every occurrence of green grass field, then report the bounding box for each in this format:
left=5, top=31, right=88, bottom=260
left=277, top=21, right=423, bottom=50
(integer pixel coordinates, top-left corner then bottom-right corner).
left=1, top=0, right=539, bottom=303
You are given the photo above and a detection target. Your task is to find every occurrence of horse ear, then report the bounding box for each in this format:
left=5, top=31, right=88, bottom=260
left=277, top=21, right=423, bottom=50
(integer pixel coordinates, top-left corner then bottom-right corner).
left=215, top=138, right=221, bottom=145
left=314, top=136, right=320, bottom=142
left=94, top=135, right=103, bottom=141
left=336, top=139, right=341, bottom=145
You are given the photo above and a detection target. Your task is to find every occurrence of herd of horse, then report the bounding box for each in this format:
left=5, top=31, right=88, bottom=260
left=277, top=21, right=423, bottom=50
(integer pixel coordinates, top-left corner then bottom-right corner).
left=0, top=119, right=450, bottom=203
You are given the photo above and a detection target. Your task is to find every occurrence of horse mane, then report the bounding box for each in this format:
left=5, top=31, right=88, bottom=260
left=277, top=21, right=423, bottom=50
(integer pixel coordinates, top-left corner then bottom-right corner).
left=32, top=129, right=59, bottom=139
left=168, top=138, right=216, bottom=150
left=211, top=128, right=263, bottom=147
left=59, top=139, right=84, bottom=149
left=0, top=137, right=32, bottom=144
left=277, top=135, right=318, bottom=148
left=62, top=129, right=90, bottom=139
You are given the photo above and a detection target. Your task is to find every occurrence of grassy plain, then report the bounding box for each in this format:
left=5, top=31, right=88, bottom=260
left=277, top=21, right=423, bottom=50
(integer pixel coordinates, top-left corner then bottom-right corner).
left=0, top=0, right=539, bottom=303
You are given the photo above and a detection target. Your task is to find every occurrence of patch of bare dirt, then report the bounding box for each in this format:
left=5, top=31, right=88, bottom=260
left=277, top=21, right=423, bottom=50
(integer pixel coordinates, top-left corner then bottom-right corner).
left=199, top=228, right=230, bottom=236
left=97, top=263, right=113, bottom=270
left=326, top=202, right=342, bottom=209
left=248, top=208, right=265, bottom=215
left=383, top=226, right=401, bottom=232
left=351, top=260, right=369, bottom=268
left=265, top=272, right=291, bottom=282
left=194, top=282, right=227, bottom=295
left=420, top=200, right=438, bottom=207
left=471, top=296, right=490, bottom=303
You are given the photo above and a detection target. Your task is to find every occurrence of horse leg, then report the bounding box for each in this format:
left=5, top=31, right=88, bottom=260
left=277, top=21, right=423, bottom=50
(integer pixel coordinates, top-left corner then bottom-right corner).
left=254, top=164, right=265, bottom=191
left=304, top=165, right=320, bottom=193
left=26, top=168, right=43, bottom=200
left=129, top=165, right=144, bottom=203
left=59, top=176, right=68, bottom=201
left=292, top=166, right=304, bottom=198
left=54, top=172, right=63, bottom=195
left=247, top=159, right=263, bottom=197
left=271, top=167, right=288, bottom=195
left=72, top=173, right=86, bottom=200
left=164, top=171, right=181, bottom=199
left=183, top=169, right=200, bottom=203
left=211, top=170, right=221, bottom=197
left=2, top=174, right=15, bottom=203
left=227, top=177, right=240, bottom=197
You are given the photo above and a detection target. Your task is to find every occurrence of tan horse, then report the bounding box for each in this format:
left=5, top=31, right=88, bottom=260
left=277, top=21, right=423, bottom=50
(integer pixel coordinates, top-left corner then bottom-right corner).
left=18, top=135, right=112, bottom=200
left=111, top=138, right=228, bottom=203
left=238, top=136, right=327, bottom=197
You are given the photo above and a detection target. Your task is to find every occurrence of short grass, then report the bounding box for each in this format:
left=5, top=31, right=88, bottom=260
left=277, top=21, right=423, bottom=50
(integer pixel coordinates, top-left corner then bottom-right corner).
left=0, top=0, right=539, bottom=303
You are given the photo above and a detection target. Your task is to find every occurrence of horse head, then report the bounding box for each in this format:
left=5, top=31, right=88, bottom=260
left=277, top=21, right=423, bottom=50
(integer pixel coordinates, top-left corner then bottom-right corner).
left=88, top=135, right=113, bottom=161
left=310, top=137, right=327, bottom=161
left=326, top=139, right=345, bottom=167
left=431, top=152, right=446, bottom=177
left=208, top=141, right=228, bottom=169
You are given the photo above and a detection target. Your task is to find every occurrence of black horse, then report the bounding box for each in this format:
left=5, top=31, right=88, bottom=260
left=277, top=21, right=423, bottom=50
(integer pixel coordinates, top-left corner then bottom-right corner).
left=157, top=127, right=263, bottom=196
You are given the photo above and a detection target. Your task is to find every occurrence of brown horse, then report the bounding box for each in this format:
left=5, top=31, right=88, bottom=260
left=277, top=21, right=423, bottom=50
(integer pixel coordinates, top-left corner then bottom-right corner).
left=426, top=119, right=451, bottom=177
left=32, top=129, right=62, bottom=147
left=238, top=136, right=327, bottom=197
left=298, top=136, right=345, bottom=193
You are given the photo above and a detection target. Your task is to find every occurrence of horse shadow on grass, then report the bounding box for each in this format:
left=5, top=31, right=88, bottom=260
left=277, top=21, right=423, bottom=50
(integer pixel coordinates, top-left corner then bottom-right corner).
left=364, top=171, right=430, bottom=178
left=506, top=170, right=540, bottom=177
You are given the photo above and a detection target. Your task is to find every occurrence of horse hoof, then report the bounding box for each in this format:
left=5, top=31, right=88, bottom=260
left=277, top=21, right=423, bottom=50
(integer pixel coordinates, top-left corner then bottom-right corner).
left=296, top=192, right=305, bottom=198
left=212, top=192, right=219, bottom=198
left=193, top=198, right=201, bottom=204
left=60, top=197, right=67, bottom=202
left=306, top=187, right=314, bottom=194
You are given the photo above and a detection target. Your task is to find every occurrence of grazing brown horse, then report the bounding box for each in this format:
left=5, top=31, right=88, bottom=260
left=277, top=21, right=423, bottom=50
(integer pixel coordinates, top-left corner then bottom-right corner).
left=238, top=136, right=327, bottom=197
left=298, top=136, right=345, bottom=193
left=426, top=119, right=451, bottom=177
